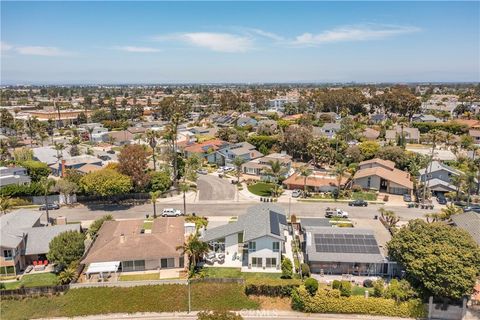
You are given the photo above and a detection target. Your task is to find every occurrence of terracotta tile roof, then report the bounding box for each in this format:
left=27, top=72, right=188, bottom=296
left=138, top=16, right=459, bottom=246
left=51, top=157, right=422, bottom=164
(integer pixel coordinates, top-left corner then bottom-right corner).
left=183, top=139, right=228, bottom=153
left=283, top=171, right=348, bottom=188
left=454, top=119, right=480, bottom=128
left=77, top=163, right=103, bottom=174
left=81, top=217, right=185, bottom=264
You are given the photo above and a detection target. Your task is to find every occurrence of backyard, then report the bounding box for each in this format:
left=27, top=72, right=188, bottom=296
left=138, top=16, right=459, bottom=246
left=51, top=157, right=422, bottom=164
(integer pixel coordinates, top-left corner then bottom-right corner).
left=0, top=283, right=259, bottom=320
left=200, top=267, right=282, bottom=280
left=0, top=273, right=58, bottom=290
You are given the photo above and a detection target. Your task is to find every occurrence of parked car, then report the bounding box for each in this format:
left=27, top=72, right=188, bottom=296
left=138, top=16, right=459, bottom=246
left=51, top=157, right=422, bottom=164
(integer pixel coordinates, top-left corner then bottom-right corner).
left=98, top=155, right=111, bottom=161
left=292, top=189, right=302, bottom=198
left=464, top=205, right=480, bottom=213
left=39, top=203, right=60, bottom=211
left=161, top=208, right=183, bottom=217
left=436, top=194, right=447, bottom=205
left=325, top=208, right=348, bottom=218
left=106, top=150, right=115, bottom=154
left=221, top=166, right=234, bottom=172
left=197, top=169, right=208, bottom=175
left=348, top=199, right=368, bottom=207
left=403, top=194, right=412, bottom=202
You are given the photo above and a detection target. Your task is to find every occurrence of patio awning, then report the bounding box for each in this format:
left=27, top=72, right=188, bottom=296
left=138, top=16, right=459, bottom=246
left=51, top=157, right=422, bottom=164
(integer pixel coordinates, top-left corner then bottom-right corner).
left=86, top=261, right=120, bottom=274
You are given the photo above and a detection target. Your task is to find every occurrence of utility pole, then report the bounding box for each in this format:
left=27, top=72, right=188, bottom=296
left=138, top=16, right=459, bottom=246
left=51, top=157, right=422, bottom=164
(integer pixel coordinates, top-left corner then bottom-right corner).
left=422, top=134, right=437, bottom=204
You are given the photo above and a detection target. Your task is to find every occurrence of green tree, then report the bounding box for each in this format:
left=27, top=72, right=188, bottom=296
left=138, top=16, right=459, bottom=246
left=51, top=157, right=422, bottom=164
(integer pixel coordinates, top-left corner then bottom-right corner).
left=53, top=179, right=79, bottom=205
left=118, top=144, right=150, bottom=191
left=304, top=277, right=319, bottom=296
left=80, top=169, right=132, bottom=196
left=358, top=141, right=380, bottom=159
left=13, top=148, right=33, bottom=162
left=379, top=208, right=400, bottom=230
left=180, top=182, right=190, bottom=215
left=297, top=165, right=313, bottom=197
left=233, top=156, right=246, bottom=184
left=262, top=160, right=287, bottom=197
left=387, top=219, right=480, bottom=300
left=0, top=196, right=12, bottom=214
left=150, top=170, right=172, bottom=193
left=88, top=215, right=113, bottom=238
left=150, top=190, right=160, bottom=218
left=47, top=231, right=85, bottom=270
left=384, top=279, right=417, bottom=302
left=21, top=160, right=50, bottom=182
left=145, top=129, right=161, bottom=171
left=281, top=257, right=293, bottom=279
left=176, top=232, right=209, bottom=272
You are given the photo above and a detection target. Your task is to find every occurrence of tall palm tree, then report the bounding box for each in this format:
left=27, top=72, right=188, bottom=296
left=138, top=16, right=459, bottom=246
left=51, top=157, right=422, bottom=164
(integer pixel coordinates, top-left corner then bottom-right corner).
left=262, top=160, right=288, bottom=197
left=233, top=156, right=246, bottom=185
left=150, top=191, right=160, bottom=218
left=333, top=163, right=348, bottom=194
left=297, top=165, right=313, bottom=198
left=52, top=142, right=65, bottom=175
left=40, top=177, right=56, bottom=226
left=176, top=232, right=209, bottom=271
left=180, top=182, right=190, bottom=215
left=146, top=130, right=161, bottom=171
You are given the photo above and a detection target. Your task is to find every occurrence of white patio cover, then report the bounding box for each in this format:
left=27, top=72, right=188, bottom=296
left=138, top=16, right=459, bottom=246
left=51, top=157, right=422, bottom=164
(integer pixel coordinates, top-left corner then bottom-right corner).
left=86, top=261, right=120, bottom=274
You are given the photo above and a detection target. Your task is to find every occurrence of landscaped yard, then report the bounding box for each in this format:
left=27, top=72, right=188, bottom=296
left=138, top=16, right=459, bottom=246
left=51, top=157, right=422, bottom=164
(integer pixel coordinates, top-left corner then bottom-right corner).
left=0, top=283, right=259, bottom=320
left=351, top=285, right=368, bottom=296
left=118, top=273, right=160, bottom=281
left=352, top=191, right=378, bottom=201
left=201, top=267, right=282, bottom=280
left=247, top=182, right=275, bottom=197
left=0, top=272, right=58, bottom=290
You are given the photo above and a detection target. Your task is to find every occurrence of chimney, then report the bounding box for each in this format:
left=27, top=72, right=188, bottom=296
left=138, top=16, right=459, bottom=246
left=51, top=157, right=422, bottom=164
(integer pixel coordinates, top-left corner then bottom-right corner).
left=61, top=159, right=66, bottom=178
left=120, top=234, right=125, bottom=244
left=55, top=216, right=67, bottom=225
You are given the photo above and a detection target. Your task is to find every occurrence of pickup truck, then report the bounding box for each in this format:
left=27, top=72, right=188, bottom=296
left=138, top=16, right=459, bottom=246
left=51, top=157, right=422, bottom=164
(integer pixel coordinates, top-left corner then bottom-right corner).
left=325, top=208, right=349, bottom=218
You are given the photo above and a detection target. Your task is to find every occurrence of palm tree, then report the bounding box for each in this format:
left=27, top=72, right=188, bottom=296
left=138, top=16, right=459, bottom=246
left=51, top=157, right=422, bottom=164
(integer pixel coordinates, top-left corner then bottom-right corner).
left=262, top=160, right=288, bottom=197
left=87, top=127, right=94, bottom=143
left=176, top=232, right=209, bottom=271
left=297, top=165, right=313, bottom=198
left=146, top=130, right=160, bottom=171
left=0, top=196, right=12, bottom=215
left=378, top=208, right=400, bottom=230
left=150, top=191, right=160, bottom=218
left=52, top=142, right=65, bottom=175
left=180, top=182, right=190, bottom=215
left=40, top=177, right=56, bottom=226
left=333, top=163, right=348, bottom=196
left=233, top=156, right=246, bottom=185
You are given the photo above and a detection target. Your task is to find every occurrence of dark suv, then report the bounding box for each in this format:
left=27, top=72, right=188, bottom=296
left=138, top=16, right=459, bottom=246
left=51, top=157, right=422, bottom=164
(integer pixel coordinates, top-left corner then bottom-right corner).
left=348, top=199, right=368, bottom=207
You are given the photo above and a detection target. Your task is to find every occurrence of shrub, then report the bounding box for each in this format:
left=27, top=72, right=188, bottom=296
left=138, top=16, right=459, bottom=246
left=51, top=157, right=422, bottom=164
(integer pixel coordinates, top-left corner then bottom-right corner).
left=363, top=279, right=374, bottom=288
left=245, top=278, right=301, bottom=297
left=47, top=231, right=85, bottom=270
left=339, top=281, right=352, bottom=297
left=332, top=280, right=341, bottom=289
left=197, top=311, right=243, bottom=320
left=373, top=279, right=385, bottom=297
left=300, top=263, right=310, bottom=277
left=88, top=215, right=113, bottom=238
left=20, top=160, right=50, bottom=182
left=291, top=287, right=426, bottom=317
left=384, top=279, right=417, bottom=302
left=305, top=278, right=319, bottom=296
left=281, top=257, right=293, bottom=279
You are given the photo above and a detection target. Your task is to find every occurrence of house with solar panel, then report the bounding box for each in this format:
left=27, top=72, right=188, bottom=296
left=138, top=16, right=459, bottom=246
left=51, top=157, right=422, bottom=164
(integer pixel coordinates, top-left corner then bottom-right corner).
left=201, top=204, right=289, bottom=272
left=301, top=219, right=398, bottom=276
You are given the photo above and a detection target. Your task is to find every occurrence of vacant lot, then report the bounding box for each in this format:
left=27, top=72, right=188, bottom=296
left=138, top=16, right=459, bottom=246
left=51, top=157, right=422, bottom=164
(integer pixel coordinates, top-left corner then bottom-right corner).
left=0, top=283, right=259, bottom=320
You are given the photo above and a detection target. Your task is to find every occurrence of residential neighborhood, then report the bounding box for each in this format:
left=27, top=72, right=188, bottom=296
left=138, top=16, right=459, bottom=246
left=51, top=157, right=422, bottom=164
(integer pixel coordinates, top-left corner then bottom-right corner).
left=0, top=1, right=479, bottom=320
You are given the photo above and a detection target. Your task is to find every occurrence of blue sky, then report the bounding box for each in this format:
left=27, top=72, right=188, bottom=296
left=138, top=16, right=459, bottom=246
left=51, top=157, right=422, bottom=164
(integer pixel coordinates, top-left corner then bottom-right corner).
left=1, top=1, right=479, bottom=84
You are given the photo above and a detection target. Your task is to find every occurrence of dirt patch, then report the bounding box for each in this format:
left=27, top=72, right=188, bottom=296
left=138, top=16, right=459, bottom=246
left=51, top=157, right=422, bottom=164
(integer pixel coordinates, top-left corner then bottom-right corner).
left=250, top=295, right=292, bottom=310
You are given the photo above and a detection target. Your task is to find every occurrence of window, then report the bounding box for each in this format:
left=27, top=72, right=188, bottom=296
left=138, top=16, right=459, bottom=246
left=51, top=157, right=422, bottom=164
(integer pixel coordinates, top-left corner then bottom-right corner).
left=122, top=260, right=145, bottom=272
left=251, top=257, right=262, bottom=268
left=3, top=250, right=13, bottom=260
left=161, top=258, right=175, bottom=269
left=367, top=177, right=371, bottom=188
left=248, top=241, right=256, bottom=252
left=266, top=258, right=277, bottom=268
left=179, top=257, right=184, bottom=268
left=237, top=232, right=244, bottom=244
left=272, top=242, right=280, bottom=252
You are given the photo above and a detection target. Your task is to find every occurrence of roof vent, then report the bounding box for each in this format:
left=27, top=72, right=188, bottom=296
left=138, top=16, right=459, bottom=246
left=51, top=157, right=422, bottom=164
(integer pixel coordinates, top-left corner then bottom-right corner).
left=120, top=233, right=125, bottom=243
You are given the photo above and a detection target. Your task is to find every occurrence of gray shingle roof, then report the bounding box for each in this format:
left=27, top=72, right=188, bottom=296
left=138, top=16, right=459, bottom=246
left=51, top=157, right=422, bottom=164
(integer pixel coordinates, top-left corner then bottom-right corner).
left=24, top=224, right=81, bottom=255
left=451, top=212, right=480, bottom=245
left=0, top=210, right=42, bottom=248
left=202, top=204, right=287, bottom=242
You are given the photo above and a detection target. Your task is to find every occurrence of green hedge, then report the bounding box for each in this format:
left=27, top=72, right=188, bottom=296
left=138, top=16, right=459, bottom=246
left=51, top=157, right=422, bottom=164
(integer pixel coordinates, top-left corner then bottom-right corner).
left=412, top=121, right=469, bottom=135
left=245, top=278, right=302, bottom=297
left=0, top=182, right=46, bottom=197
left=291, top=287, right=426, bottom=318
left=0, top=266, right=15, bottom=275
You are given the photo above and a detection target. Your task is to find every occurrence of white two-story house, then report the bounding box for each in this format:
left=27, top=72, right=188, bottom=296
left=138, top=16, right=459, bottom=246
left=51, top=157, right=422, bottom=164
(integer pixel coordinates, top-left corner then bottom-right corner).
left=201, top=204, right=288, bottom=272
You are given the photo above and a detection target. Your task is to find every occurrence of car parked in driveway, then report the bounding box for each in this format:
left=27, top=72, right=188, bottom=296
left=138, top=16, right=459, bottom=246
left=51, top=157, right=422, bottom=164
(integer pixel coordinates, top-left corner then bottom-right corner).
left=292, top=189, right=302, bottom=198
left=436, top=194, right=447, bottom=205
left=197, top=169, right=208, bottom=175
left=348, top=199, right=368, bottom=207
left=403, top=194, right=412, bottom=202
left=161, top=208, right=183, bottom=217
left=39, top=203, right=60, bottom=211
left=325, top=208, right=349, bottom=218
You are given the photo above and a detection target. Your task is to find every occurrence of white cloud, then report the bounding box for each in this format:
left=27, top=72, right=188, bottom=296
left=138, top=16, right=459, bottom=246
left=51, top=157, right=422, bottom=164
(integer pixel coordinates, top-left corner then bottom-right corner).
left=15, top=46, right=70, bottom=56
left=293, top=24, right=420, bottom=46
left=114, top=46, right=161, bottom=53
left=153, top=32, right=253, bottom=53
left=0, top=41, right=14, bottom=51
left=242, top=28, right=284, bottom=42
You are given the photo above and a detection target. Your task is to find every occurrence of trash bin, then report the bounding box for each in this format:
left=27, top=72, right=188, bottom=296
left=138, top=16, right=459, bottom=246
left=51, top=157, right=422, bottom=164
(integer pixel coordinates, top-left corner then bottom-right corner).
left=374, top=215, right=378, bottom=220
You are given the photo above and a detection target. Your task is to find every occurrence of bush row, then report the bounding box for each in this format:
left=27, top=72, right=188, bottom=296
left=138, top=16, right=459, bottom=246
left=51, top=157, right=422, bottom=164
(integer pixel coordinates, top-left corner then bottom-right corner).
left=291, top=286, right=426, bottom=318
left=245, top=278, right=302, bottom=297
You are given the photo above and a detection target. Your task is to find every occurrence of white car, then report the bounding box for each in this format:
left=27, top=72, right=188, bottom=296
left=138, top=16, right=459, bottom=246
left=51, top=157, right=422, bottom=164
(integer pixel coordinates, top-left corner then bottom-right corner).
left=325, top=208, right=349, bottom=218
left=292, top=189, right=302, bottom=198
left=161, top=208, right=183, bottom=217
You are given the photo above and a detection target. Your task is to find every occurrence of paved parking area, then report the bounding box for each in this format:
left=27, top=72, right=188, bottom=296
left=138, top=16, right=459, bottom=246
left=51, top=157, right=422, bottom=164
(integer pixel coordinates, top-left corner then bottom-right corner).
left=197, top=175, right=236, bottom=201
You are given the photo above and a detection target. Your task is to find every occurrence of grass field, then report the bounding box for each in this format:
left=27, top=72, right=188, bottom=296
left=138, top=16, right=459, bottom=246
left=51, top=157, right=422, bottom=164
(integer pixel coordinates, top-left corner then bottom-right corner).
left=201, top=267, right=282, bottom=280
left=0, top=283, right=259, bottom=320
left=0, top=273, right=58, bottom=290
left=247, top=182, right=275, bottom=197
left=118, top=273, right=160, bottom=281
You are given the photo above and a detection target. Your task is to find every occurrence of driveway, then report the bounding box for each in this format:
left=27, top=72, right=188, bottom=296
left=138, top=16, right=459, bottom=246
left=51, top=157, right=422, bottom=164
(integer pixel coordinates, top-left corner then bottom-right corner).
left=197, top=175, right=236, bottom=201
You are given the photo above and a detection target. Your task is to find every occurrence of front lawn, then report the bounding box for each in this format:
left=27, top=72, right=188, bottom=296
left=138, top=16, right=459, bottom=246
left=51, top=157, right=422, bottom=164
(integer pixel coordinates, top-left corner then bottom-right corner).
left=352, top=191, right=377, bottom=201
left=118, top=273, right=160, bottom=281
left=0, top=272, right=58, bottom=290
left=201, top=267, right=282, bottom=280
left=0, top=283, right=259, bottom=320
left=247, top=182, right=275, bottom=197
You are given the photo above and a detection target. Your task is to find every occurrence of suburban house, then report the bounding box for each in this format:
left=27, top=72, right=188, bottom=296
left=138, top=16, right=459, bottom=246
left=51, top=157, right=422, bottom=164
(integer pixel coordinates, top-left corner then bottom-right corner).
left=313, top=123, right=340, bottom=139
left=412, top=114, right=442, bottom=123
left=301, top=218, right=396, bottom=276
left=0, top=210, right=81, bottom=275
left=256, top=119, right=278, bottom=135
left=188, top=126, right=218, bottom=137
left=362, top=128, right=381, bottom=141
left=216, top=142, right=263, bottom=167
left=102, top=130, right=134, bottom=146
left=370, top=113, right=388, bottom=124
left=241, top=153, right=293, bottom=181
left=385, top=126, right=420, bottom=144
left=469, top=129, right=480, bottom=146
left=201, top=205, right=288, bottom=272
left=283, top=170, right=348, bottom=192
left=51, top=156, right=103, bottom=177
left=0, top=166, right=31, bottom=188
left=236, top=117, right=258, bottom=128
left=268, top=97, right=298, bottom=112
left=81, top=217, right=186, bottom=273
left=418, top=160, right=463, bottom=195
left=353, top=158, right=413, bottom=195
left=183, top=139, right=229, bottom=163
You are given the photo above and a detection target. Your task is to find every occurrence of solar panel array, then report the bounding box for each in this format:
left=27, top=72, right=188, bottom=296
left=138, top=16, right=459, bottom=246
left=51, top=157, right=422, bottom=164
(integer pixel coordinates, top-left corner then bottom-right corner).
left=314, top=233, right=380, bottom=254
left=269, top=211, right=280, bottom=235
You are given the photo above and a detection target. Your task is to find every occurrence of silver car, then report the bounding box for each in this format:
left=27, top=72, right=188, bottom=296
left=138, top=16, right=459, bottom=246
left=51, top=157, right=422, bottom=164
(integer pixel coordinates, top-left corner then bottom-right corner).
left=161, top=208, right=183, bottom=217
